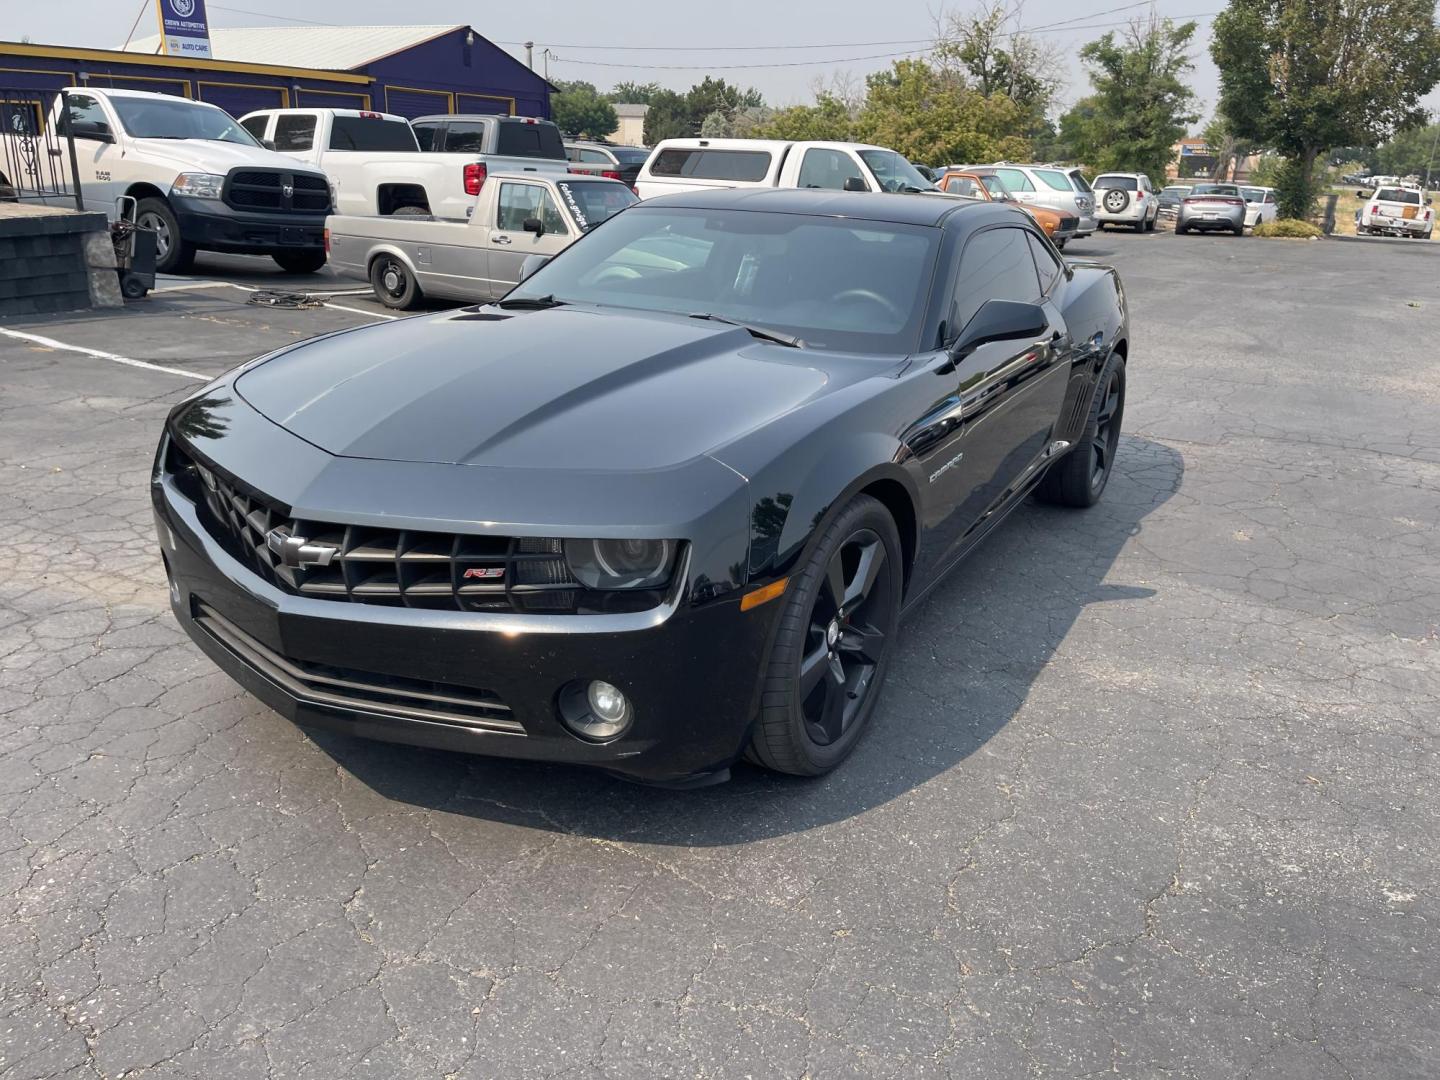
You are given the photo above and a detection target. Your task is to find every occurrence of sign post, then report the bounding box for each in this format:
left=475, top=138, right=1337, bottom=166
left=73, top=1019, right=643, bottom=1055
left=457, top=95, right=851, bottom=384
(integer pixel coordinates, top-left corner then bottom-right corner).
left=155, top=0, right=213, bottom=59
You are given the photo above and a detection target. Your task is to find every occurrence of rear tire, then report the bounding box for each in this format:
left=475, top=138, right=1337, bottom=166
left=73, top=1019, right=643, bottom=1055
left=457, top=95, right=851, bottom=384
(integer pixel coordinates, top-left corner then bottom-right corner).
left=746, top=494, right=903, bottom=777
left=136, top=197, right=195, bottom=274
left=1232, top=221, right=1245, bottom=236
left=1036, top=353, right=1125, bottom=509
left=1175, top=223, right=1188, bottom=235
left=369, top=254, right=421, bottom=310
left=272, top=250, right=326, bottom=274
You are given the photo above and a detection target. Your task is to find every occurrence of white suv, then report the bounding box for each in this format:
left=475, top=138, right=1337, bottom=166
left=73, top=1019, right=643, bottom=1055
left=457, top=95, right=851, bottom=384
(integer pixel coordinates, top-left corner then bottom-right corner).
left=975, top=164, right=1097, bottom=237
left=1092, top=173, right=1160, bottom=231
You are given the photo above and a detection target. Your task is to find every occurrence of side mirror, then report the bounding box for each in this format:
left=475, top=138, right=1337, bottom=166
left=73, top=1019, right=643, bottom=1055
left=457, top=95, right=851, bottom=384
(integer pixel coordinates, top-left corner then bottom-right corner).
left=518, top=253, right=550, bottom=282
left=951, top=299, right=1048, bottom=358
left=843, top=176, right=869, bottom=192
left=522, top=216, right=545, bottom=236
left=262, top=138, right=276, bottom=151
left=70, top=120, right=114, bottom=143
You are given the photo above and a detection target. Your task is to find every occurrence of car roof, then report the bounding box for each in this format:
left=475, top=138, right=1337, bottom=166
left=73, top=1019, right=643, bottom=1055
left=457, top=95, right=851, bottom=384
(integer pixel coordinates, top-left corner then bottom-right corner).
left=412, top=114, right=553, bottom=124
left=633, top=187, right=993, bottom=227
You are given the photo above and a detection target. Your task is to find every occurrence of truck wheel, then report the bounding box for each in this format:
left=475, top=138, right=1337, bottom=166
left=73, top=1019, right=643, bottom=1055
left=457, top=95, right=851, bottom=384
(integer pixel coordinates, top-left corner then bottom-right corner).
left=272, top=250, right=327, bottom=274
left=370, top=255, right=421, bottom=310
left=136, top=197, right=195, bottom=274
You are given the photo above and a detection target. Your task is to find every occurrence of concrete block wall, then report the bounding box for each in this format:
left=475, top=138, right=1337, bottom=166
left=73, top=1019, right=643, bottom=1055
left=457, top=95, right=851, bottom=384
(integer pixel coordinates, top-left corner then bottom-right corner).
left=0, top=204, right=120, bottom=317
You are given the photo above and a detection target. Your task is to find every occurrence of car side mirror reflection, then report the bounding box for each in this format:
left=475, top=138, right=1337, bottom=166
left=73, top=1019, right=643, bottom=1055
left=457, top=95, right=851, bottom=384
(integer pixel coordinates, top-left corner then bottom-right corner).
left=523, top=216, right=545, bottom=236
left=843, top=176, right=868, bottom=192
left=518, top=253, right=550, bottom=281
left=951, top=299, right=1048, bottom=358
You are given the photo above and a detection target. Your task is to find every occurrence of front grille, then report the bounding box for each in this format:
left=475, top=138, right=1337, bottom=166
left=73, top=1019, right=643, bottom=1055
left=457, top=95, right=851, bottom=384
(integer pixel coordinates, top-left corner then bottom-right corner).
left=224, top=169, right=330, bottom=214
left=192, top=600, right=521, bottom=733
left=164, top=439, right=662, bottom=615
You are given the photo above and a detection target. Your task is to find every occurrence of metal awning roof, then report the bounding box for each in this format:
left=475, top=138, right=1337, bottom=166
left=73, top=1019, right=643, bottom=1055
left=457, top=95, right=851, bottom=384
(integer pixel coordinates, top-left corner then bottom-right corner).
left=123, top=24, right=465, bottom=70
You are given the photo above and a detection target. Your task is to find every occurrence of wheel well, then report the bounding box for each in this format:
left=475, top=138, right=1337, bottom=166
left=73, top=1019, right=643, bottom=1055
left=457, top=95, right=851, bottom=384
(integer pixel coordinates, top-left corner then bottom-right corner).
left=377, top=184, right=430, bottom=215
left=859, top=478, right=917, bottom=592
left=125, top=182, right=167, bottom=203
left=1112, top=338, right=1128, bottom=360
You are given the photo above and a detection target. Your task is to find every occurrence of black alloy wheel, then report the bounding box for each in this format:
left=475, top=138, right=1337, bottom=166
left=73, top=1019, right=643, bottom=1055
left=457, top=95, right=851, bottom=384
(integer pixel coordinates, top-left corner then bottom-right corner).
left=1036, top=353, right=1126, bottom=508
left=748, top=495, right=902, bottom=776
left=370, top=255, right=421, bottom=310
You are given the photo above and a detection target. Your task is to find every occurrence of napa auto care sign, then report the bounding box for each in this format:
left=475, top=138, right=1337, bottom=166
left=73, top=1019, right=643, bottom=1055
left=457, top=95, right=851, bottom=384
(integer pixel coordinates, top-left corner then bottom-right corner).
left=156, top=0, right=213, bottom=58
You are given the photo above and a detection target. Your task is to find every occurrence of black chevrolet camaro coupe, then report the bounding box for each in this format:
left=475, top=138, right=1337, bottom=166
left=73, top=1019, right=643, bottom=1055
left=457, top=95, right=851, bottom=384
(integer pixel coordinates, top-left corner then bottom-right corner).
left=153, top=189, right=1128, bottom=786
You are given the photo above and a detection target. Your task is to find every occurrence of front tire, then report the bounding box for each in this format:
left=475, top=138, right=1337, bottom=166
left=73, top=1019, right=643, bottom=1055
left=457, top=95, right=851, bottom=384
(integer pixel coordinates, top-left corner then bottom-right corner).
left=136, top=197, right=195, bottom=274
left=1036, top=353, right=1126, bottom=509
left=369, top=254, right=421, bottom=310
left=273, top=250, right=327, bottom=274
left=747, top=495, right=903, bottom=777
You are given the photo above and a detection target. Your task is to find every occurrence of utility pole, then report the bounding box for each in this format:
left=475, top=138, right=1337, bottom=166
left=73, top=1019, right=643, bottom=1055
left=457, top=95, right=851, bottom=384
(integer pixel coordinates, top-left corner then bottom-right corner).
left=1427, top=110, right=1440, bottom=189
left=524, top=41, right=534, bottom=70
left=542, top=49, right=555, bottom=80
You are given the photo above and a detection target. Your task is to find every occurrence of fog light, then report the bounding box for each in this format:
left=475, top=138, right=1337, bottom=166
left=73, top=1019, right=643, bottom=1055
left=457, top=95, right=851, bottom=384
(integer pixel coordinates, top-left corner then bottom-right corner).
left=558, top=679, right=633, bottom=741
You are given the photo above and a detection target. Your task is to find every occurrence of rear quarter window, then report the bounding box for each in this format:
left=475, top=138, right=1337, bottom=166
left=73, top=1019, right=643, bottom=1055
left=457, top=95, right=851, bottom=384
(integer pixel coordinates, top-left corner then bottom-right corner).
left=1035, top=169, right=1074, bottom=191
left=329, top=116, right=418, bottom=152
left=649, top=148, right=772, bottom=182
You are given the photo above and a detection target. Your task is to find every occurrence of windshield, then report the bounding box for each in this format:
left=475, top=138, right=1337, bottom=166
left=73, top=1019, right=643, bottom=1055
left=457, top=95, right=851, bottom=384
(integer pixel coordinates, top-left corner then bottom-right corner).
left=553, top=180, right=638, bottom=231
left=110, top=97, right=260, bottom=145
left=1191, top=183, right=1239, bottom=196
left=1094, top=175, right=1138, bottom=191
left=508, top=207, right=938, bottom=353
left=858, top=149, right=936, bottom=192
left=1375, top=187, right=1420, bottom=204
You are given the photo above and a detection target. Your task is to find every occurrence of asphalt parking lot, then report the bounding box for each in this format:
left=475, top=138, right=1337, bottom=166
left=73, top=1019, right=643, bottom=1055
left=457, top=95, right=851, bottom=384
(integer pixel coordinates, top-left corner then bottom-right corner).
left=2, top=233, right=1438, bottom=1079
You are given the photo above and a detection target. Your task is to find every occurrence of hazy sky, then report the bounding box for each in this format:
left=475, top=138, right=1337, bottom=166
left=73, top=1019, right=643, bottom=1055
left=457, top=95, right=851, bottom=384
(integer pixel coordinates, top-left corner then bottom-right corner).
left=10, top=0, right=1440, bottom=124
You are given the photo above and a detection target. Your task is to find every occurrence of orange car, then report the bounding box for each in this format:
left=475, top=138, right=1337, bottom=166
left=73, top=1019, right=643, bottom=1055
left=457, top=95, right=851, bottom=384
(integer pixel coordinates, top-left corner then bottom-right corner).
left=937, top=170, right=1078, bottom=249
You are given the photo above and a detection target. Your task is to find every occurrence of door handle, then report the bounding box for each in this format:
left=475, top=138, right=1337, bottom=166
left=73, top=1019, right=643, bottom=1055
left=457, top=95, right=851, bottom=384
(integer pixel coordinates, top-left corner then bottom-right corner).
left=49, top=148, right=63, bottom=156
left=493, top=235, right=511, bottom=245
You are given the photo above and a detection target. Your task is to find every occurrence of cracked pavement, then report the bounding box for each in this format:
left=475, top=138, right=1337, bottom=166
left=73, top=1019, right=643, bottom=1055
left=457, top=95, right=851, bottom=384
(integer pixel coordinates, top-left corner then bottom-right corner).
left=1, top=238, right=1437, bottom=1078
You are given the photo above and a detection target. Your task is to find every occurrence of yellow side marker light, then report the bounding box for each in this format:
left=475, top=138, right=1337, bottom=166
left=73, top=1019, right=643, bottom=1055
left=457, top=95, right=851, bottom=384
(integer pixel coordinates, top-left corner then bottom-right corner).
left=740, top=577, right=789, bottom=612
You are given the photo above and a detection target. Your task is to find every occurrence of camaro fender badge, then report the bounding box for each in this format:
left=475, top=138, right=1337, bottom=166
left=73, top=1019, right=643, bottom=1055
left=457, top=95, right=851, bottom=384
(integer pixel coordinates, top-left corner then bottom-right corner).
left=462, top=567, right=505, bottom=580
left=265, top=529, right=340, bottom=569
left=929, top=452, right=965, bottom=484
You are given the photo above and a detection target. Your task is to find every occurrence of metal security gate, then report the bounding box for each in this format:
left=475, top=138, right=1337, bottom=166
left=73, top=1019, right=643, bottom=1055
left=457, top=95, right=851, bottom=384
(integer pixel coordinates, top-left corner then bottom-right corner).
left=0, top=86, right=82, bottom=209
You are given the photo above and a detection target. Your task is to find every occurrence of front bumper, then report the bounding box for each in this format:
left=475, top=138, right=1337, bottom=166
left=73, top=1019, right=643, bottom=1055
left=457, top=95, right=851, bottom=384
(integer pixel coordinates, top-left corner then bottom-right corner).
left=154, top=471, right=774, bottom=783
left=171, top=195, right=326, bottom=256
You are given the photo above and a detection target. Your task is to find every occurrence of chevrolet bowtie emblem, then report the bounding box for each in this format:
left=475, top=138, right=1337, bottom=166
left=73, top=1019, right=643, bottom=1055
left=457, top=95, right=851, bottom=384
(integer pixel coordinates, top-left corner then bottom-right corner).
left=265, top=528, right=339, bottom=569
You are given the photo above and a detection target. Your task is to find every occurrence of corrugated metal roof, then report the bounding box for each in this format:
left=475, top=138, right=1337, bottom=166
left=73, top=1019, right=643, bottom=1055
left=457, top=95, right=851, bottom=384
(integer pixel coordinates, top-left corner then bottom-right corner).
left=123, top=24, right=464, bottom=70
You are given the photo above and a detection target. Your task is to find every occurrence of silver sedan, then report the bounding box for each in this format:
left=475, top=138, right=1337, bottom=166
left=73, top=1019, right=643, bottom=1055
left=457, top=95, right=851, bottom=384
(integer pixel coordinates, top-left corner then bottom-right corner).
left=1175, top=183, right=1247, bottom=236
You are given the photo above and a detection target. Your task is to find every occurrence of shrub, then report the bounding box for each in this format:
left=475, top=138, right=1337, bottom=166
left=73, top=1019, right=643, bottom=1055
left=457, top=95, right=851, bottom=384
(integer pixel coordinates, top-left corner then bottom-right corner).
left=1254, top=218, right=1323, bottom=238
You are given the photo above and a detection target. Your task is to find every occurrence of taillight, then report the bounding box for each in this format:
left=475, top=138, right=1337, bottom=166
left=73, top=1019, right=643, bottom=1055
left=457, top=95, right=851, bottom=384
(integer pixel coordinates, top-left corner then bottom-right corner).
left=323, top=227, right=330, bottom=255
left=464, top=162, right=486, bottom=196
left=1225, top=197, right=1243, bottom=206
left=602, top=170, right=621, bottom=181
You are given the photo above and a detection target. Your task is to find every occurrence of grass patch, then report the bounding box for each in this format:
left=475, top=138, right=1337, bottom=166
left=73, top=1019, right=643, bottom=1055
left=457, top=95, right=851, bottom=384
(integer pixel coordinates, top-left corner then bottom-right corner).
left=1255, top=218, right=1324, bottom=239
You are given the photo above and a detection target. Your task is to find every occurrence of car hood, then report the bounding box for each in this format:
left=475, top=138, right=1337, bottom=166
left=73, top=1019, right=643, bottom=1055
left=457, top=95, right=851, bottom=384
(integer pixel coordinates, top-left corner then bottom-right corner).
left=235, top=306, right=873, bottom=471
left=137, top=139, right=326, bottom=177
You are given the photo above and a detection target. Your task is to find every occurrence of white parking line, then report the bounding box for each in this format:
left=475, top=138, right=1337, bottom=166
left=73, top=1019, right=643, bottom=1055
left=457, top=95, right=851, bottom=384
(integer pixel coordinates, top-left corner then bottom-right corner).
left=0, top=326, right=205, bottom=380
left=155, top=280, right=397, bottom=319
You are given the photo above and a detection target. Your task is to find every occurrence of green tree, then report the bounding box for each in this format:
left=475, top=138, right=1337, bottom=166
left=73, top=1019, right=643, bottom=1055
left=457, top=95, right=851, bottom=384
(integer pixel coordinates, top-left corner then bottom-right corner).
left=608, top=81, right=662, bottom=105
left=1201, top=114, right=1256, bottom=181
left=1376, top=120, right=1440, bottom=184
left=853, top=59, right=1030, bottom=166
left=551, top=81, right=618, bottom=138
left=753, top=94, right=854, bottom=142
left=1212, top=0, right=1440, bottom=218
left=934, top=1, right=1061, bottom=134
left=685, top=77, right=764, bottom=129
left=1057, top=95, right=1102, bottom=167
left=699, top=111, right=732, bottom=138
left=643, top=89, right=692, bottom=144
left=1073, top=16, right=1199, bottom=180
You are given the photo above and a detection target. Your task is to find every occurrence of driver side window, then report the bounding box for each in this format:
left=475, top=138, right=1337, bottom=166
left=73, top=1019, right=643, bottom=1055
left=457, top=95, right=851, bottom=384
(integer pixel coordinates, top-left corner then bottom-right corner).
left=65, top=94, right=108, bottom=135
left=496, top=183, right=568, bottom=234
left=797, top=148, right=864, bottom=191
left=949, top=227, right=1042, bottom=339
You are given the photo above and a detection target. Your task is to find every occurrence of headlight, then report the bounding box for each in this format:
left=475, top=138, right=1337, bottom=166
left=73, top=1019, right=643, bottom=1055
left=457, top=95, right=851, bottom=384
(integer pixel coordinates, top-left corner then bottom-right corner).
left=564, top=538, right=677, bottom=590
left=172, top=172, right=226, bottom=199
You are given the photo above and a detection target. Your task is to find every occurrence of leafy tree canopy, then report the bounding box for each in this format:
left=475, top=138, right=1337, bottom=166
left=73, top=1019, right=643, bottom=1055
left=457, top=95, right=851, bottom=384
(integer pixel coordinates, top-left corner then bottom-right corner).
left=852, top=59, right=1030, bottom=166
left=551, top=82, right=618, bottom=139
left=753, top=94, right=855, bottom=142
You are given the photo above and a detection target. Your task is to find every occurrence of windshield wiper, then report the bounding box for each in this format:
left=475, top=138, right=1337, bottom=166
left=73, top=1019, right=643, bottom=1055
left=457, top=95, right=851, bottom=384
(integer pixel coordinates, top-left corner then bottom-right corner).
left=494, top=294, right=567, bottom=310
left=688, top=313, right=803, bottom=348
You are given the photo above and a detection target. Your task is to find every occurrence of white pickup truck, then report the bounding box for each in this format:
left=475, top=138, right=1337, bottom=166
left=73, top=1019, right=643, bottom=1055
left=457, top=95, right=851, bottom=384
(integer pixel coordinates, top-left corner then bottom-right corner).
left=326, top=173, right=637, bottom=309
left=0, top=88, right=332, bottom=273
left=634, top=138, right=941, bottom=199
left=1356, top=184, right=1433, bottom=239
left=239, top=108, right=566, bottom=222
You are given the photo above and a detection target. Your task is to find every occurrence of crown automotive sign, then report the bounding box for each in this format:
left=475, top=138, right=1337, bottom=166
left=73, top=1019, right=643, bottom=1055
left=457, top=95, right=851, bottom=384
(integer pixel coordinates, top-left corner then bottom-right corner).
left=156, top=0, right=213, bottom=58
